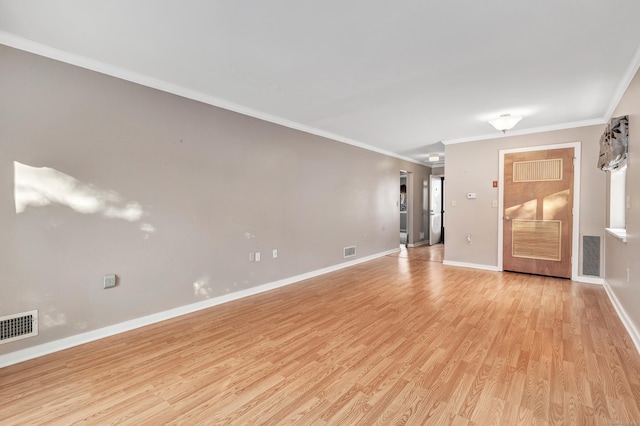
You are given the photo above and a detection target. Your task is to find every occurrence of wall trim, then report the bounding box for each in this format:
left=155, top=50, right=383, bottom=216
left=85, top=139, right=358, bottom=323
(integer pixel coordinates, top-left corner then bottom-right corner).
left=603, top=280, right=640, bottom=355
left=574, top=276, right=604, bottom=285
left=441, top=118, right=605, bottom=146
left=442, top=260, right=500, bottom=272
left=604, top=43, right=640, bottom=121
left=408, top=240, right=430, bottom=248
left=0, top=247, right=400, bottom=369
left=0, top=32, right=425, bottom=167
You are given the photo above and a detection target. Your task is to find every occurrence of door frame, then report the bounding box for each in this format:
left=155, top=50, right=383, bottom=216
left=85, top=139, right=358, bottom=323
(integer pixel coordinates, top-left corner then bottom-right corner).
left=429, top=174, right=444, bottom=245
left=498, top=142, right=581, bottom=280
left=400, top=170, right=413, bottom=246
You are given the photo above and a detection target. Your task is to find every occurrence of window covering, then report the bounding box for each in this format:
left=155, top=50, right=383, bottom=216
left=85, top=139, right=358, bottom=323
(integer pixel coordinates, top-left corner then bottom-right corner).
left=598, top=115, right=629, bottom=171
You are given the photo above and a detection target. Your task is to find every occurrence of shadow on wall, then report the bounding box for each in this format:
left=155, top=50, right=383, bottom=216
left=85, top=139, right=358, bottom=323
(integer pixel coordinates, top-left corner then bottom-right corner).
left=14, top=161, right=155, bottom=236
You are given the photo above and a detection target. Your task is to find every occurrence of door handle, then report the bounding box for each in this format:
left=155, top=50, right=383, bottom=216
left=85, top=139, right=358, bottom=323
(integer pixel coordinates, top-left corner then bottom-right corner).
left=504, top=215, right=511, bottom=221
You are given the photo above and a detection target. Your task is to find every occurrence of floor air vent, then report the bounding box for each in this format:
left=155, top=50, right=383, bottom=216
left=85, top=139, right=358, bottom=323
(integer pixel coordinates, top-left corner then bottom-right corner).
left=583, top=235, right=601, bottom=277
left=343, top=246, right=356, bottom=258
left=0, top=310, right=38, bottom=344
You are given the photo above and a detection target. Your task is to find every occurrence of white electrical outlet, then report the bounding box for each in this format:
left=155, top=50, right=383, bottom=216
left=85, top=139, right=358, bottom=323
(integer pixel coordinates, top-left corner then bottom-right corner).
left=255, top=252, right=261, bottom=262
left=103, top=274, right=117, bottom=289
left=466, top=234, right=472, bottom=244
left=272, top=249, right=278, bottom=258
left=492, top=200, right=498, bottom=208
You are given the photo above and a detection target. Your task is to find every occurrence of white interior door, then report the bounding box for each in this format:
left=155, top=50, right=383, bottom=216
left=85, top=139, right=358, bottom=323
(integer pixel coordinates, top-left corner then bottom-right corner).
left=429, top=175, right=442, bottom=245
left=423, top=179, right=429, bottom=242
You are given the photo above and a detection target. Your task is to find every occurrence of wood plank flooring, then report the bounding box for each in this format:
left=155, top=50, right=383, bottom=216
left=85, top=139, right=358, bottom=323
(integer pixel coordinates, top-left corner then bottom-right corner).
left=1, top=245, right=640, bottom=425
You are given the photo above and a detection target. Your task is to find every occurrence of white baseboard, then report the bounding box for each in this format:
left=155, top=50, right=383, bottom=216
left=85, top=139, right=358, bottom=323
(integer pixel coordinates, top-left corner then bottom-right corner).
left=442, top=260, right=500, bottom=272
left=573, top=275, right=604, bottom=285
left=0, top=248, right=400, bottom=369
left=602, top=280, right=640, bottom=355
left=441, top=262, right=605, bottom=285
left=407, top=240, right=430, bottom=248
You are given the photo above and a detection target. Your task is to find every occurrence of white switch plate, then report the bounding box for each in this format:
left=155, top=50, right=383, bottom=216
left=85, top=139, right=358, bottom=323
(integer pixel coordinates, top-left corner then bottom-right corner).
left=466, top=192, right=476, bottom=199
left=255, top=252, right=261, bottom=262
left=492, top=200, right=498, bottom=208
left=272, top=249, right=278, bottom=258
left=249, top=252, right=255, bottom=262
left=103, top=274, right=117, bottom=289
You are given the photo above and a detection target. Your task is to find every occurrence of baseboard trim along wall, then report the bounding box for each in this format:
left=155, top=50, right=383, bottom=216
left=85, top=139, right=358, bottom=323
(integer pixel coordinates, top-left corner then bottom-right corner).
left=442, top=260, right=501, bottom=272
left=603, top=280, right=640, bottom=356
left=407, top=240, right=430, bottom=248
left=574, top=276, right=604, bottom=285
left=443, top=260, right=605, bottom=285
left=0, top=247, right=400, bottom=369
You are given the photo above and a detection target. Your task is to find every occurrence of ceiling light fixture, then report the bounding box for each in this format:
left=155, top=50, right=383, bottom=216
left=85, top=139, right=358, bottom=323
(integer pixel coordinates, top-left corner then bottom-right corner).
left=428, top=156, right=440, bottom=162
left=488, top=114, right=523, bottom=133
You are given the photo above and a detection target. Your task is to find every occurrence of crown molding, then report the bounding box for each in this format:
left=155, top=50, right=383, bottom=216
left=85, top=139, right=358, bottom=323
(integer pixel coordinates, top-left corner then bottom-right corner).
left=604, top=43, right=640, bottom=121
left=441, top=117, right=606, bottom=146
left=3, top=31, right=636, bottom=162
left=442, top=43, right=640, bottom=146
left=0, top=32, right=426, bottom=167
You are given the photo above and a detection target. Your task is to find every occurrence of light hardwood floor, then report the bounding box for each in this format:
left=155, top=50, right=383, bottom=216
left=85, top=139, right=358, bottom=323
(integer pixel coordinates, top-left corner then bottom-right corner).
left=1, top=245, right=639, bottom=425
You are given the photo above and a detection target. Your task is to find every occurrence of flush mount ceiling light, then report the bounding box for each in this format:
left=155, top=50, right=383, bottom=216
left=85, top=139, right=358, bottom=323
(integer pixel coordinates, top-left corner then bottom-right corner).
left=428, top=156, right=440, bottom=162
left=488, top=114, right=523, bottom=133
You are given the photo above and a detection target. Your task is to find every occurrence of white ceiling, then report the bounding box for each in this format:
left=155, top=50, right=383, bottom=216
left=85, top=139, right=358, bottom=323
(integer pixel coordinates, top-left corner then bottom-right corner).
left=2, top=1, right=640, bottom=166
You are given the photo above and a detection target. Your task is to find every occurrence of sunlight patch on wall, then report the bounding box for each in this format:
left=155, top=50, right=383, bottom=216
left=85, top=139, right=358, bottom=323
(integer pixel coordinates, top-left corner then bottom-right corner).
left=42, top=312, right=67, bottom=328
left=140, top=223, right=155, bottom=233
left=193, top=275, right=213, bottom=299
left=140, top=223, right=156, bottom=239
left=14, top=161, right=145, bottom=223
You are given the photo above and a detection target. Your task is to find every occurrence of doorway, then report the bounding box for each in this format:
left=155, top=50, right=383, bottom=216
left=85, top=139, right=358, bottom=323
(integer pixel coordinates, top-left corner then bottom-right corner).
left=499, top=143, right=581, bottom=279
left=429, top=175, right=444, bottom=245
left=400, top=172, right=409, bottom=246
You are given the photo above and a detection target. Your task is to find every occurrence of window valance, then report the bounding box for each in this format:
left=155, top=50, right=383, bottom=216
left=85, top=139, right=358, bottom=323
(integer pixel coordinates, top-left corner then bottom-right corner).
left=597, top=115, right=629, bottom=171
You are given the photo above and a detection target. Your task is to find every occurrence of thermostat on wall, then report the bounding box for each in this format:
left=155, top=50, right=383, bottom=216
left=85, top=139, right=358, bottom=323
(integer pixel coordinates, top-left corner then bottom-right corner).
left=466, top=193, right=476, bottom=199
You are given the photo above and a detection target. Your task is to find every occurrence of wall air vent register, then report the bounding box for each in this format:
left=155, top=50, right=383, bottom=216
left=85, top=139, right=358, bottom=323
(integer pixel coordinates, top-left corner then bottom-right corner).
left=0, top=310, right=38, bottom=344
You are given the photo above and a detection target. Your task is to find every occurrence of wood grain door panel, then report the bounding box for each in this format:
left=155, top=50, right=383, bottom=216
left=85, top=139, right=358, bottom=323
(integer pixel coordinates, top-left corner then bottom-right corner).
left=503, top=148, right=574, bottom=278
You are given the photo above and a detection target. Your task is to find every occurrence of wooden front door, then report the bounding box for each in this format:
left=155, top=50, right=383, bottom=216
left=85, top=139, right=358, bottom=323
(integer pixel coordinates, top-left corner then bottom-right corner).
left=503, top=148, right=574, bottom=278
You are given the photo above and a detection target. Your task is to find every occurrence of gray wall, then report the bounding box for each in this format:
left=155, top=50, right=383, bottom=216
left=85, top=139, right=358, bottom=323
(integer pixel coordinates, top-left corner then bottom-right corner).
left=431, top=166, right=445, bottom=175
left=0, top=46, right=430, bottom=353
left=444, top=124, right=605, bottom=274
left=605, top=68, right=640, bottom=333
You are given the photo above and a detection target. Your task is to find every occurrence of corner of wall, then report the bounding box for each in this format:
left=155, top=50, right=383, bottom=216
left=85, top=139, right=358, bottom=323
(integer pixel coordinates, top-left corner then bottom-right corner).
left=602, top=280, right=640, bottom=355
